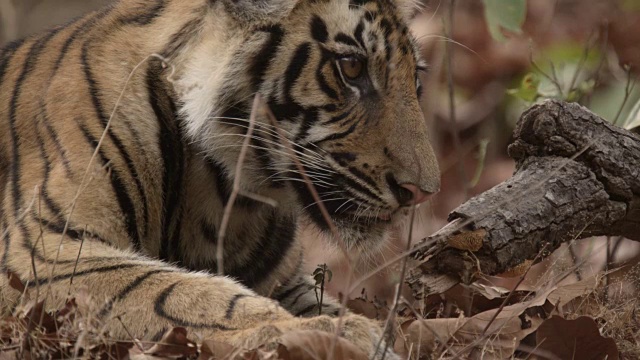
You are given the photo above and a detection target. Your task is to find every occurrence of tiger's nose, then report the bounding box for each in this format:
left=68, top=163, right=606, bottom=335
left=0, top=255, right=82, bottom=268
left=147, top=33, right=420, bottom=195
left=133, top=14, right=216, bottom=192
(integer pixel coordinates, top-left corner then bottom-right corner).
left=387, top=173, right=435, bottom=206
left=398, top=183, right=433, bottom=206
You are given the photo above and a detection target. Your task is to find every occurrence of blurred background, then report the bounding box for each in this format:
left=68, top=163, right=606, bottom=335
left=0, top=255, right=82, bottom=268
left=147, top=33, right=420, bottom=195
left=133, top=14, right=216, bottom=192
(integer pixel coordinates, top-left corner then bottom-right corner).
left=2, top=0, right=639, bottom=310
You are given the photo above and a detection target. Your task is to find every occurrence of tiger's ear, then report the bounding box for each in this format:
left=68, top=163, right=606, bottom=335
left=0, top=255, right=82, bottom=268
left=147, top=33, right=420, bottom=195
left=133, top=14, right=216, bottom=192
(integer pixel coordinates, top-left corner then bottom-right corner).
left=393, top=0, right=423, bottom=21
left=222, top=0, right=299, bottom=24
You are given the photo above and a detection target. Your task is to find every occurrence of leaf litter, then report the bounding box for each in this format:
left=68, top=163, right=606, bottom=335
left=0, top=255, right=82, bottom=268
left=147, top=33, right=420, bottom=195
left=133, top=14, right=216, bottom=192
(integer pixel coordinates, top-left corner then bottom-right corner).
left=1, top=268, right=634, bottom=359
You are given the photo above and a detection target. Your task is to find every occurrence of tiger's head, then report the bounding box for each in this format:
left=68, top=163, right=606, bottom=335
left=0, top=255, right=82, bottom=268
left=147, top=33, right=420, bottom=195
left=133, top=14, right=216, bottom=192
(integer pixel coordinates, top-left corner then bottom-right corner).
left=179, top=0, right=440, bottom=250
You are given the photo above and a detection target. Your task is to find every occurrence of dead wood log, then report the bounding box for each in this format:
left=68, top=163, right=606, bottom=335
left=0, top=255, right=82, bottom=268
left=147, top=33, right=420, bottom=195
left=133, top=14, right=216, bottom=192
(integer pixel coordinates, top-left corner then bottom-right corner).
left=407, top=100, right=640, bottom=297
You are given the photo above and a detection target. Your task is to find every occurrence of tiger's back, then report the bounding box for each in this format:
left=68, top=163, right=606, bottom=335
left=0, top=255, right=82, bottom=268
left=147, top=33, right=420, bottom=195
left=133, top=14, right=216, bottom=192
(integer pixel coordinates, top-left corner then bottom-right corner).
left=0, top=0, right=439, bottom=356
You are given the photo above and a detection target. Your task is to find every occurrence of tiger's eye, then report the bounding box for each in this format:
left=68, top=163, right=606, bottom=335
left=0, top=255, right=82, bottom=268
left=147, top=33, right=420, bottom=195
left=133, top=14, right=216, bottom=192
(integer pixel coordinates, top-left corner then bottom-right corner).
left=338, top=57, right=364, bottom=80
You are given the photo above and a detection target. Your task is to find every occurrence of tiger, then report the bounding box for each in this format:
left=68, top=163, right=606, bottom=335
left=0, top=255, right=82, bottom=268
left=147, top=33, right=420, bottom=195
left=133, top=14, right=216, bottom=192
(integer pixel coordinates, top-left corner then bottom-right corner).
left=0, top=0, right=440, bottom=357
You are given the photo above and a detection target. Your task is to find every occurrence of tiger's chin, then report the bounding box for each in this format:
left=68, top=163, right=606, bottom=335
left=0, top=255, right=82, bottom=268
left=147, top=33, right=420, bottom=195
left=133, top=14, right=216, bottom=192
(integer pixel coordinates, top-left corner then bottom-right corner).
left=319, top=210, right=405, bottom=256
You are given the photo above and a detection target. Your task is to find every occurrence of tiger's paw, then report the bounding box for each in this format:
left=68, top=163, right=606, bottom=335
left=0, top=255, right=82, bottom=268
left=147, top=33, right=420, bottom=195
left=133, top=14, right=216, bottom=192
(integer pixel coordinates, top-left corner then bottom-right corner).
left=218, top=314, right=399, bottom=359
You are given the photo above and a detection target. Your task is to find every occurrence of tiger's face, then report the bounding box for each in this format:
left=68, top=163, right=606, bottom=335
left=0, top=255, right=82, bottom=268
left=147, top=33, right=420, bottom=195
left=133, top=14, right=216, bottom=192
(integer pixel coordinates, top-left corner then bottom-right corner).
left=181, top=0, right=440, bottom=250
left=256, top=0, right=440, bottom=247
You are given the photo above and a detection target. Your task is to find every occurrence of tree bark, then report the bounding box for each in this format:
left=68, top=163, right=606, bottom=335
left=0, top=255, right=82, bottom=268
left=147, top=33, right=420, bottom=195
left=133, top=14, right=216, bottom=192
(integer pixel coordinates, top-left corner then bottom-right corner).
left=408, top=100, right=640, bottom=296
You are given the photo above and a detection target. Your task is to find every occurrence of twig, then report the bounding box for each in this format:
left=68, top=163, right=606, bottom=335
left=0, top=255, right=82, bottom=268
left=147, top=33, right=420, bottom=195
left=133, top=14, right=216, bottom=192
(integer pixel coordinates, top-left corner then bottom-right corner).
left=68, top=225, right=88, bottom=293
left=613, top=66, right=636, bottom=125
left=481, top=243, right=548, bottom=335
left=216, top=94, right=261, bottom=275
left=529, top=46, right=564, bottom=98
left=51, top=54, right=168, bottom=279
left=567, top=30, right=597, bottom=96
left=377, top=199, right=420, bottom=358
left=568, top=241, right=582, bottom=281
left=445, top=0, right=469, bottom=200
left=261, top=101, right=354, bottom=360
left=115, top=315, right=144, bottom=352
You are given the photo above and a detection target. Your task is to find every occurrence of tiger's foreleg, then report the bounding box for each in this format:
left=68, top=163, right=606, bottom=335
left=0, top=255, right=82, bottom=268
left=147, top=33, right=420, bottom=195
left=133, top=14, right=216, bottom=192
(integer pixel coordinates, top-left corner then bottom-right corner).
left=0, top=230, right=293, bottom=340
left=0, top=231, right=397, bottom=359
left=271, top=273, right=343, bottom=317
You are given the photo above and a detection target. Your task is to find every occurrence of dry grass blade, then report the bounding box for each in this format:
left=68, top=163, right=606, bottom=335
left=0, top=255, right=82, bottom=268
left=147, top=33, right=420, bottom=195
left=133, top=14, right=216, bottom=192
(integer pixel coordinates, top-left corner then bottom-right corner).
left=216, top=94, right=261, bottom=275
left=276, top=330, right=368, bottom=360
left=260, top=101, right=354, bottom=359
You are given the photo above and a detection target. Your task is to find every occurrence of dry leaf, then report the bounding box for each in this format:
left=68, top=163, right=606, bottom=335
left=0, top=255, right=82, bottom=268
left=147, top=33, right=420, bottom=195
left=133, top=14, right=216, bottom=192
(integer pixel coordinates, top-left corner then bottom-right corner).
left=199, top=340, right=237, bottom=360
left=198, top=340, right=262, bottom=360
left=276, top=330, right=368, bottom=360
left=90, top=342, right=134, bottom=360
left=536, top=316, right=619, bottom=360
left=6, top=271, right=25, bottom=293
left=546, top=275, right=598, bottom=308
left=468, top=283, right=510, bottom=300
left=145, top=327, right=197, bottom=359
left=347, top=298, right=389, bottom=321
left=405, top=318, right=466, bottom=354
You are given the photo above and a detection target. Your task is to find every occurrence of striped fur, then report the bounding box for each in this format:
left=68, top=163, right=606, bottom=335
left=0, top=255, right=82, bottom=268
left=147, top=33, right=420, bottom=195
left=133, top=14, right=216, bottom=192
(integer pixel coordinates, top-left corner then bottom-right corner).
left=0, top=0, right=439, bottom=357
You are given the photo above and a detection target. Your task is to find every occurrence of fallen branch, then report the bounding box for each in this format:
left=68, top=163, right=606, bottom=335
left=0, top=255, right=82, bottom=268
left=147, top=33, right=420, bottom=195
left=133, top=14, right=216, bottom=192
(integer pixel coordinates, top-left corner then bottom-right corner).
left=408, top=100, right=640, bottom=296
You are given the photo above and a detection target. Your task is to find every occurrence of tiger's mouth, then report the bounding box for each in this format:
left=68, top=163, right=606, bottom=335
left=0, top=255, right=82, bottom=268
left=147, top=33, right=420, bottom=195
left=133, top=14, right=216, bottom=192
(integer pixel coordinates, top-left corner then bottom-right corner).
left=338, top=209, right=397, bottom=226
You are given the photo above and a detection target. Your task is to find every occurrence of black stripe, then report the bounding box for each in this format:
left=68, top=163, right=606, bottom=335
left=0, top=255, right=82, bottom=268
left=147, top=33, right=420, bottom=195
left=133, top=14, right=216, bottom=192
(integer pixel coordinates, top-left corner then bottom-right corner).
left=334, top=33, right=360, bottom=49
left=7, top=32, right=61, bottom=262
left=161, top=17, right=203, bottom=58
left=40, top=110, right=73, bottom=176
left=284, top=43, right=312, bottom=104
left=380, top=19, right=393, bottom=63
left=316, top=122, right=358, bottom=144
left=76, top=121, right=142, bottom=250
left=154, top=282, right=235, bottom=330
left=266, top=96, right=303, bottom=122
left=250, top=136, right=282, bottom=189
left=225, top=294, right=250, bottom=319
left=99, top=269, right=172, bottom=318
left=296, top=107, right=320, bottom=141
left=26, top=263, right=141, bottom=287
left=34, top=216, right=83, bottom=242
left=147, top=60, right=184, bottom=261
left=33, top=114, right=67, bottom=221
left=349, top=0, right=375, bottom=7
left=364, top=10, right=378, bottom=22
left=353, top=21, right=366, bottom=50
left=341, top=173, right=384, bottom=203
left=81, top=43, right=146, bottom=248
left=348, top=166, right=379, bottom=191
left=324, top=107, right=356, bottom=125
left=330, top=152, right=357, bottom=166
left=206, top=157, right=232, bottom=206
left=0, top=39, right=25, bottom=85
left=1, top=221, right=10, bottom=269
left=52, top=8, right=111, bottom=72
left=310, top=16, right=329, bottom=43
left=250, top=25, right=285, bottom=90
left=315, top=49, right=339, bottom=100
left=205, top=149, right=268, bottom=203
left=274, top=281, right=307, bottom=301
left=9, top=30, right=60, bottom=218
left=200, top=220, right=217, bottom=243
left=294, top=303, right=317, bottom=316
left=229, top=213, right=296, bottom=288
left=118, top=0, right=167, bottom=26
left=289, top=285, right=315, bottom=308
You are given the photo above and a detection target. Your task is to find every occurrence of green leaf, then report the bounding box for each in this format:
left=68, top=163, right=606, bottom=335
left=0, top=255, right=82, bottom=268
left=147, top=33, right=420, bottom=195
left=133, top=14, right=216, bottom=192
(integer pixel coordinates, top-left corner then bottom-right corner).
left=622, top=0, right=640, bottom=11
left=326, top=270, right=332, bottom=283
left=507, top=73, right=540, bottom=102
left=313, top=268, right=322, bottom=275
left=623, top=97, right=640, bottom=130
left=482, top=0, right=526, bottom=42
left=313, top=273, right=324, bottom=285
